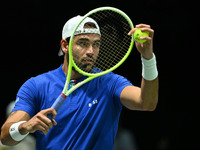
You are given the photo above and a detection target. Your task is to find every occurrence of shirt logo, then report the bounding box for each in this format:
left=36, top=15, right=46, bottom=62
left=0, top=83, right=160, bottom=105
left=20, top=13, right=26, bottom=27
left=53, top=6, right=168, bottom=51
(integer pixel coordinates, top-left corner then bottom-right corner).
left=88, top=100, right=98, bottom=107
left=10, top=127, right=15, bottom=131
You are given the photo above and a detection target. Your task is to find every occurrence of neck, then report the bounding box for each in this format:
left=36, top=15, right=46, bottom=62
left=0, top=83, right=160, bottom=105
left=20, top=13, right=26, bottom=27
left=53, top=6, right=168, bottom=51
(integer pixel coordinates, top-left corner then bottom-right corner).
left=62, top=55, right=83, bottom=80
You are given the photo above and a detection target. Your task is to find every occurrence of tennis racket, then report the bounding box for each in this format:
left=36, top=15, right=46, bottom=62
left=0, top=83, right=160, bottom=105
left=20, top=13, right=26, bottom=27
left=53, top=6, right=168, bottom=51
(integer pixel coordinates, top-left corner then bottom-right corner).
left=48, top=6, right=134, bottom=119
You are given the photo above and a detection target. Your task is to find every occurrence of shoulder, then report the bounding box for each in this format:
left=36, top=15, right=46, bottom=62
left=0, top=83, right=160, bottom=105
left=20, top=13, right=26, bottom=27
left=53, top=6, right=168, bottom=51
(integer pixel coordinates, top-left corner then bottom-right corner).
left=94, top=72, right=133, bottom=94
left=31, top=65, right=65, bottom=85
left=100, top=72, right=132, bottom=86
left=19, top=65, right=64, bottom=94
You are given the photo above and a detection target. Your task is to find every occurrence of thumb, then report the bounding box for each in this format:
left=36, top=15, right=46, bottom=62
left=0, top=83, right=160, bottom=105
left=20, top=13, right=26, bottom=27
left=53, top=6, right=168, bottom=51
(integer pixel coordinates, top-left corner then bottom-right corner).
left=52, top=119, right=57, bottom=126
left=43, top=108, right=57, bottom=119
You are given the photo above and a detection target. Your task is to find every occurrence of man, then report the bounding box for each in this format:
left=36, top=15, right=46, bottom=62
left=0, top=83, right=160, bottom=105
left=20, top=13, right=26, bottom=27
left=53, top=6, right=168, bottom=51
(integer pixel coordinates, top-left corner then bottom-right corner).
left=1, top=15, right=158, bottom=149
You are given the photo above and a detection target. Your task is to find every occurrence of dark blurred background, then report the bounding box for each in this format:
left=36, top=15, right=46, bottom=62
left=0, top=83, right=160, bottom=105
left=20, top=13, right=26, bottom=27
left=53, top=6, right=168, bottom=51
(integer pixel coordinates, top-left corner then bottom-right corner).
left=0, top=0, right=197, bottom=150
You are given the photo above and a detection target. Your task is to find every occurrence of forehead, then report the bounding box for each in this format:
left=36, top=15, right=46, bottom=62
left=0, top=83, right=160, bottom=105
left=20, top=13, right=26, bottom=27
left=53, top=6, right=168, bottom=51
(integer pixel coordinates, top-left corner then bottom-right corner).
left=74, top=33, right=101, bottom=41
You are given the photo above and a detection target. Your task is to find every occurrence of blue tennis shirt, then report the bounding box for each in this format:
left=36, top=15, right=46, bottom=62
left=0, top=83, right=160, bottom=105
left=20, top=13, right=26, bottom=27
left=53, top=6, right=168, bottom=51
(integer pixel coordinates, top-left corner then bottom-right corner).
left=12, top=65, right=132, bottom=150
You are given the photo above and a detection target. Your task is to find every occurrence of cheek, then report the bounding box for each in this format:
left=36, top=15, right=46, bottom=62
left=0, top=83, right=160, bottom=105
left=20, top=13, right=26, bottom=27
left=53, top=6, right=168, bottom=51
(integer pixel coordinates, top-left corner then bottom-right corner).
left=72, top=47, right=85, bottom=58
left=94, top=50, right=99, bottom=57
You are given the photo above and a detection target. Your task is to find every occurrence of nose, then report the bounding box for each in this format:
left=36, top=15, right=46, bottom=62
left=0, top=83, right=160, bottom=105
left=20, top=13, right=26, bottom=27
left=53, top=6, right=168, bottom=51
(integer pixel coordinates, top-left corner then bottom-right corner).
left=86, top=45, right=94, bottom=55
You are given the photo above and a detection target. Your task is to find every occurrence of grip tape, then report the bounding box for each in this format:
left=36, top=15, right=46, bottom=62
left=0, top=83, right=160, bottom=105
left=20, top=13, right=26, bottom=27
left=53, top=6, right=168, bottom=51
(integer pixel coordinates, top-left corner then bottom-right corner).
left=47, top=93, right=67, bottom=120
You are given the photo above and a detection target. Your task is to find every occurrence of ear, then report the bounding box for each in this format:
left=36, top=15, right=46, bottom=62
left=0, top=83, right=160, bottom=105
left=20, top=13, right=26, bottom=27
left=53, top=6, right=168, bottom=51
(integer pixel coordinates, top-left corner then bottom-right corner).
left=61, top=39, right=69, bottom=54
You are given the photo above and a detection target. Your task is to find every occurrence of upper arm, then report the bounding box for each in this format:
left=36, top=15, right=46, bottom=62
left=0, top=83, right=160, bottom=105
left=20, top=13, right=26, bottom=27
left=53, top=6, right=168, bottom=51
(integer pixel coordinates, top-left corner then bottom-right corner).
left=120, top=78, right=159, bottom=111
left=120, top=85, right=143, bottom=110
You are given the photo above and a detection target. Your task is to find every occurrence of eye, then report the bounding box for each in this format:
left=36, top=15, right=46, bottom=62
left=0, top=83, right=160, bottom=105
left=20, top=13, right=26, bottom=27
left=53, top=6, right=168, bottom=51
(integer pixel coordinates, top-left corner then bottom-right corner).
left=93, top=42, right=101, bottom=49
left=77, top=41, right=90, bottom=48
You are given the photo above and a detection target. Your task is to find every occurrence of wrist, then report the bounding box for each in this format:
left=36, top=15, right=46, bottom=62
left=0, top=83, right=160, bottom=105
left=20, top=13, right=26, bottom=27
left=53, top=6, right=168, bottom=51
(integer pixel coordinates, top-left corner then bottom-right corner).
left=141, top=53, right=158, bottom=81
left=9, top=121, right=29, bottom=141
left=18, top=122, right=29, bottom=135
left=141, top=52, right=153, bottom=60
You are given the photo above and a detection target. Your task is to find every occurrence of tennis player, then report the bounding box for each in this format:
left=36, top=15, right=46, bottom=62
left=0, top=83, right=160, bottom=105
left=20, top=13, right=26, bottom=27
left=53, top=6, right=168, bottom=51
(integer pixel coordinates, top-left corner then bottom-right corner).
left=1, top=16, right=159, bottom=150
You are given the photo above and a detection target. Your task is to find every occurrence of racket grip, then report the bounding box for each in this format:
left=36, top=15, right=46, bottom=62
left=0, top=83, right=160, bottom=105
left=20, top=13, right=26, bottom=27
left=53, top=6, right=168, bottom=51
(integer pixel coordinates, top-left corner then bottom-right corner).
left=47, top=93, right=67, bottom=120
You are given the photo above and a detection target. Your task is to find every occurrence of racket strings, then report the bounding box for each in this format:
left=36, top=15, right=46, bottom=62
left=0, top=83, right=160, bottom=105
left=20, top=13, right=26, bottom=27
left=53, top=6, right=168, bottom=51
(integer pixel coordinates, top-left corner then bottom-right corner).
left=73, top=10, right=132, bottom=74
left=94, top=11, right=131, bottom=72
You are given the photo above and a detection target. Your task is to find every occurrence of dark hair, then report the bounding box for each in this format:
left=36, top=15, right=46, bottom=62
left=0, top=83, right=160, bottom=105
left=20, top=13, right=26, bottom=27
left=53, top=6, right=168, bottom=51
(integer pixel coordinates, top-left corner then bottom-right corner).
left=65, top=37, right=70, bottom=44
left=83, top=22, right=97, bottom=28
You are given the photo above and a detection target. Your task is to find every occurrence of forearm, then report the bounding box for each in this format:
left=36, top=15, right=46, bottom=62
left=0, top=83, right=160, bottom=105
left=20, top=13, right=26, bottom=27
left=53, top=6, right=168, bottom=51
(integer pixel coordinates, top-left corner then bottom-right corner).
left=140, top=77, right=159, bottom=111
left=140, top=52, right=159, bottom=111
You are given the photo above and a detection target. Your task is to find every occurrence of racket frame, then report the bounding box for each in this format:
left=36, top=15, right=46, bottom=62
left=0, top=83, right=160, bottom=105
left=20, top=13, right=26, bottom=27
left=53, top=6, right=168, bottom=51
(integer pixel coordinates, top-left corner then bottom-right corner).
left=69, top=7, right=134, bottom=77
left=64, top=6, right=134, bottom=96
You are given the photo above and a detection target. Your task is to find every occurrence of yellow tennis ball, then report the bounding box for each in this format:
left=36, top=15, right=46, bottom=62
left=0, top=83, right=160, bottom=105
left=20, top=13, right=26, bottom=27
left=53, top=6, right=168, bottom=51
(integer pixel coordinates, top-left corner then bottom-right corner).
left=133, top=28, right=149, bottom=43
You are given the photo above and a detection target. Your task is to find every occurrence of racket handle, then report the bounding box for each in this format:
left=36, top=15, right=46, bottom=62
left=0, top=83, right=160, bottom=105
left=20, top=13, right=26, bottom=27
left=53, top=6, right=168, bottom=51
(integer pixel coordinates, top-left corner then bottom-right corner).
left=47, top=93, right=67, bottom=120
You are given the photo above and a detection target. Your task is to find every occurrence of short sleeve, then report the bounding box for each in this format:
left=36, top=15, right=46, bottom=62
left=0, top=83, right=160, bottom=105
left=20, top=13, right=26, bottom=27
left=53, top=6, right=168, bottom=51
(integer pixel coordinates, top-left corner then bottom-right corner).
left=106, top=73, right=133, bottom=110
left=12, top=78, right=38, bottom=117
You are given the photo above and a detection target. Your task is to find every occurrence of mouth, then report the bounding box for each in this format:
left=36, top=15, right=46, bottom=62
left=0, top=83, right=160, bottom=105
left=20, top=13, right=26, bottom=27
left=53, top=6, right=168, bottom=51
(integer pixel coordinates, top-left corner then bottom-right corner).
left=77, top=57, right=96, bottom=73
left=74, top=56, right=96, bottom=72
left=81, top=58, right=95, bottom=65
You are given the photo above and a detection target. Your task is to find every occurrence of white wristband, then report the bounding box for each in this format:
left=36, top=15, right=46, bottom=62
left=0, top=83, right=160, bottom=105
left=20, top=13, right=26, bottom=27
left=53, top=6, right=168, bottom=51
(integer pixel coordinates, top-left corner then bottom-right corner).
left=9, top=121, right=29, bottom=141
left=141, top=53, right=158, bottom=81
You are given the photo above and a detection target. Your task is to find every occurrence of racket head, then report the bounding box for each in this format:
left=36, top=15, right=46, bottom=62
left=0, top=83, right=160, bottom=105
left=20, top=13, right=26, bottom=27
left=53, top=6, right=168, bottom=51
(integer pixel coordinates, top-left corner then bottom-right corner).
left=68, top=7, right=134, bottom=77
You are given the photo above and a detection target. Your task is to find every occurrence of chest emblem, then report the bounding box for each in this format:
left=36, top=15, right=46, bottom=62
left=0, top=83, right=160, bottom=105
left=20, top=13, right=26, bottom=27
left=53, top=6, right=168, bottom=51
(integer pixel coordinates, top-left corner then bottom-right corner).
left=88, top=99, right=98, bottom=107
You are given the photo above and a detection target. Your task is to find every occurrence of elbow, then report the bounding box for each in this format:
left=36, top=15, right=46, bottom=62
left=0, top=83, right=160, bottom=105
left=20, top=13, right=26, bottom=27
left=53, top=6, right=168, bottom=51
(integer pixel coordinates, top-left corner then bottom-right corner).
left=1, top=125, right=7, bottom=145
left=1, top=124, right=17, bottom=146
left=142, top=104, right=157, bottom=112
left=145, top=104, right=157, bottom=111
left=1, top=136, right=7, bottom=146
left=1, top=132, right=15, bottom=146
left=1, top=125, right=9, bottom=146
left=142, top=98, right=158, bottom=111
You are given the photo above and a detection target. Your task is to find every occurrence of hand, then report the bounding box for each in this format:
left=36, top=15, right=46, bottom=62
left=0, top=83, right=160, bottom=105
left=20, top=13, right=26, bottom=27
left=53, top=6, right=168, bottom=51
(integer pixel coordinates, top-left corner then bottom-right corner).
left=19, top=108, right=57, bottom=135
left=128, top=24, right=154, bottom=60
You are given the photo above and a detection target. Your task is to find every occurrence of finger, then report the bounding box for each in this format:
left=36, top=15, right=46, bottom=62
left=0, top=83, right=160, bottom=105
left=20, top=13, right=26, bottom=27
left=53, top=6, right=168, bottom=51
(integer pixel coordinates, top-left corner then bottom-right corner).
left=140, top=28, right=154, bottom=37
left=136, top=24, right=151, bottom=28
left=140, top=36, right=152, bottom=42
left=52, top=119, right=57, bottom=126
left=128, top=28, right=137, bottom=36
left=128, top=25, right=153, bottom=36
left=42, top=108, right=56, bottom=116
left=38, top=119, right=57, bottom=134
left=41, top=108, right=57, bottom=121
left=44, top=108, right=57, bottom=119
left=28, top=120, right=49, bottom=134
left=38, top=119, right=57, bottom=135
left=37, top=124, right=49, bottom=135
left=37, top=113, right=53, bottom=128
left=51, top=108, right=57, bottom=119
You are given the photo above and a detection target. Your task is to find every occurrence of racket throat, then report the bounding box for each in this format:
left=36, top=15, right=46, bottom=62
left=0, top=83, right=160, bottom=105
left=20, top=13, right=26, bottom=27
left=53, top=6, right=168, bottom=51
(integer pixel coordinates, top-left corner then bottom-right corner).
left=61, top=93, right=67, bottom=98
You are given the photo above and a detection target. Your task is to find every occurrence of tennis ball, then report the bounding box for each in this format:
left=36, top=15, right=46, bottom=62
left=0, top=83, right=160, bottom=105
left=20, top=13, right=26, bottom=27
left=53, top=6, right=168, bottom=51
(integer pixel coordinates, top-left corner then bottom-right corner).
left=133, top=28, right=149, bottom=43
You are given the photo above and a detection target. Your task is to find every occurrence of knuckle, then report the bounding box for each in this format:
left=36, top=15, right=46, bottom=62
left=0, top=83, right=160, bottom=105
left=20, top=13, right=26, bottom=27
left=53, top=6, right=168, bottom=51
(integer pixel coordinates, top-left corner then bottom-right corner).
left=47, top=120, right=52, bottom=125
left=40, top=109, right=45, bottom=114
left=49, top=107, right=55, bottom=112
left=36, top=111, right=43, bottom=117
left=34, top=120, right=41, bottom=126
left=35, top=113, right=41, bottom=118
left=54, top=111, right=57, bottom=116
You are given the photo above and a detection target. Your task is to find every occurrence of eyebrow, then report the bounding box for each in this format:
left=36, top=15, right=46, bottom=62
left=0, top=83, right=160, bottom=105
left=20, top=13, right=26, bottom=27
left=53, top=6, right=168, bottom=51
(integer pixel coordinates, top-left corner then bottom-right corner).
left=77, top=38, right=90, bottom=42
left=77, top=38, right=101, bottom=43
